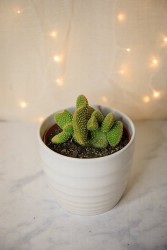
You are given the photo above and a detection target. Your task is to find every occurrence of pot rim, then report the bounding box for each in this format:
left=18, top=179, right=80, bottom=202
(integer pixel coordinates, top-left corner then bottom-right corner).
left=37, top=105, right=135, bottom=162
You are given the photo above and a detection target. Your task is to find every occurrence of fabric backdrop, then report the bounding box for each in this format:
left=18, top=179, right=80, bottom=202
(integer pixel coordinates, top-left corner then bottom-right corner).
left=1, top=0, right=167, bottom=122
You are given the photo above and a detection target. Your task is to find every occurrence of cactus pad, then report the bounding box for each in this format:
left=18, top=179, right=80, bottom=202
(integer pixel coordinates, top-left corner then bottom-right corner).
left=54, top=110, right=73, bottom=129
left=87, top=105, right=95, bottom=119
left=73, top=106, right=88, bottom=145
left=92, top=110, right=104, bottom=124
left=76, top=95, right=88, bottom=109
left=101, top=112, right=115, bottom=133
left=63, top=122, right=74, bottom=135
left=51, top=131, right=71, bottom=144
left=107, top=121, right=123, bottom=147
left=90, top=129, right=108, bottom=149
left=87, top=116, right=98, bottom=131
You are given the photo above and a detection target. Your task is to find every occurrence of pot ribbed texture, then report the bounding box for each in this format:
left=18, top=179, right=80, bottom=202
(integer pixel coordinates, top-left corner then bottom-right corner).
left=38, top=106, right=135, bottom=215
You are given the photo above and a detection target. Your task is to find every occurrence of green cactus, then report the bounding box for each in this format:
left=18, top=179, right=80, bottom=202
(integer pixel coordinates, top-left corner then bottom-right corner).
left=107, top=121, right=123, bottom=147
left=51, top=131, right=71, bottom=144
left=63, top=122, right=74, bottom=134
left=76, top=95, right=88, bottom=109
left=101, top=112, right=115, bottom=133
left=87, top=105, right=95, bottom=119
left=73, top=106, right=88, bottom=145
left=87, top=115, right=98, bottom=131
left=92, top=110, right=104, bottom=124
left=51, top=94, right=124, bottom=150
left=54, top=110, right=73, bottom=129
left=90, top=129, right=108, bottom=149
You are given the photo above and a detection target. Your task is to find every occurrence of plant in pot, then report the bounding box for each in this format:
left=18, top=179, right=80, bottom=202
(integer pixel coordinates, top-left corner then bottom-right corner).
left=38, top=95, right=135, bottom=215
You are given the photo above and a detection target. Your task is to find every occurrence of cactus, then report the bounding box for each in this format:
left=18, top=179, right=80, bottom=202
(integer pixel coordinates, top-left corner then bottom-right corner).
left=90, top=129, right=108, bottom=149
left=76, top=95, right=88, bottom=109
left=107, top=121, right=123, bottom=147
left=92, top=110, right=104, bottom=124
left=51, top=94, right=124, bottom=149
left=101, top=112, right=115, bottom=133
left=87, top=115, right=98, bottom=131
left=51, top=131, right=71, bottom=144
left=73, top=106, right=88, bottom=145
left=54, top=110, right=73, bottom=129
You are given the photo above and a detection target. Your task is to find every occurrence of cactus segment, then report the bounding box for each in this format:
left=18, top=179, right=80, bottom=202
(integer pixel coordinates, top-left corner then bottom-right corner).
left=107, top=121, right=123, bottom=147
left=101, top=112, right=115, bottom=133
left=73, top=106, right=88, bottom=145
left=87, top=105, right=95, bottom=119
left=54, top=110, right=73, bottom=129
left=90, top=129, right=108, bottom=149
left=92, top=110, right=104, bottom=124
left=51, top=131, right=71, bottom=144
left=76, top=95, right=88, bottom=109
left=87, top=116, right=98, bottom=131
left=63, top=122, right=74, bottom=135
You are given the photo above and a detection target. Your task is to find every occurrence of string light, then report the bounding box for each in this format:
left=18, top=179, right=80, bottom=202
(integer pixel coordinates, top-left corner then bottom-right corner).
left=101, top=96, right=108, bottom=103
left=54, top=55, right=62, bottom=63
left=118, top=69, right=125, bottom=75
left=153, top=90, right=161, bottom=99
left=163, top=37, right=167, bottom=43
left=117, top=13, right=126, bottom=22
left=36, top=116, right=44, bottom=123
left=15, top=9, right=21, bottom=15
left=50, top=31, right=57, bottom=38
left=56, top=78, right=64, bottom=86
left=19, top=101, right=28, bottom=108
left=142, top=96, right=150, bottom=103
left=149, top=57, right=159, bottom=68
left=152, top=59, right=158, bottom=65
left=126, top=48, right=131, bottom=52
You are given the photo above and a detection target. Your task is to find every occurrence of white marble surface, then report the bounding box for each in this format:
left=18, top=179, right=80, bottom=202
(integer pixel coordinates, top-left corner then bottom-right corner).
left=0, top=120, right=167, bottom=250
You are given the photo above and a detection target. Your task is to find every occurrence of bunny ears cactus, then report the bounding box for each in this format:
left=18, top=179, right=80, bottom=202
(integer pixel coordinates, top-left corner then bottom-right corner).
left=51, top=95, right=123, bottom=149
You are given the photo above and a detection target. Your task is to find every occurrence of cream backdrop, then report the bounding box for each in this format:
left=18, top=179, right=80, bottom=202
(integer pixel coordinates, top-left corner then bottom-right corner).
left=1, top=0, right=167, bottom=122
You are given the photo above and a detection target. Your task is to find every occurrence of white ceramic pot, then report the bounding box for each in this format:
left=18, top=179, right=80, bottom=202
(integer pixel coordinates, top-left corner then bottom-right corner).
left=38, top=106, right=135, bottom=216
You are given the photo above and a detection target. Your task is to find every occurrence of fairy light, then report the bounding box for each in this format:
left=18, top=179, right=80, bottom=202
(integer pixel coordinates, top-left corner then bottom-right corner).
left=36, top=116, right=44, bottom=123
left=15, top=8, right=21, bottom=15
left=126, top=48, right=131, bottom=52
left=149, top=57, right=159, bottom=68
left=143, top=96, right=150, bottom=103
left=152, top=59, right=158, bottom=65
left=54, top=55, right=62, bottom=63
left=153, top=90, right=161, bottom=99
left=56, top=78, right=63, bottom=86
left=163, top=37, right=167, bottom=43
left=117, top=13, right=126, bottom=22
left=19, top=101, right=28, bottom=108
left=118, top=69, right=125, bottom=75
left=50, top=31, right=57, bottom=38
left=101, top=96, right=108, bottom=103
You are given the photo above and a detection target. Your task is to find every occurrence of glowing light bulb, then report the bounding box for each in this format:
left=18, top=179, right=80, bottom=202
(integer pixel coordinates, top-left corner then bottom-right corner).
left=153, top=90, right=160, bottom=99
left=117, top=13, right=126, bottom=22
left=149, top=57, right=159, bottom=68
left=19, top=101, right=28, bottom=108
left=152, top=59, right=158, bottom=65
left=54, top=55, right=62, bottom=63
left=142, top=96, right=150, bottom=103
left=118, top=69, right=125, bottom=75
left=16, top=9, right=21, bottom=14
left=101, top=96, right=108, bottom=103
left=50, top=31, right=57, bottom=38
left=56, top=78, right=63, bottom=86
left=126, top=48, right=131, bottom=52
left=163, top=37, right=167, bottom=43
left=36, top=116, right=44, bottom=123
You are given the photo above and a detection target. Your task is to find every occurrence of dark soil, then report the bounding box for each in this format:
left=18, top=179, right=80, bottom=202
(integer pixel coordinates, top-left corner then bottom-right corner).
left=43, top=124, right=130, bottom=159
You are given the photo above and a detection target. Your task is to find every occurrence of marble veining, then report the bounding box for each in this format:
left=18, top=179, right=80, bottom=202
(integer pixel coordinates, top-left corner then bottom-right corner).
left=0, top=120, right=167, bottom=250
